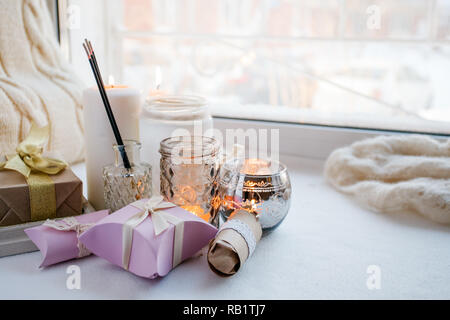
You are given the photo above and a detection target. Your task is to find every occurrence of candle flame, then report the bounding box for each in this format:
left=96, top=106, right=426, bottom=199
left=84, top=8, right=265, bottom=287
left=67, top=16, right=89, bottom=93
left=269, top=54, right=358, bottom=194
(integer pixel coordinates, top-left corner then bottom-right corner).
left=108, top=75, right=115, bottom=86
left=155, top=66, right=162, bottom=90
left=251, top=199, right=257, bottom=210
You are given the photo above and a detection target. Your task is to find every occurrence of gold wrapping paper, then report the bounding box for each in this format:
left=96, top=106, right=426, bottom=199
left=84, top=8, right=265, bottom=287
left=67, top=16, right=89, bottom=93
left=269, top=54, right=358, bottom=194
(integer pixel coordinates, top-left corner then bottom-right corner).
left=207, top=210, right=262, bottom=277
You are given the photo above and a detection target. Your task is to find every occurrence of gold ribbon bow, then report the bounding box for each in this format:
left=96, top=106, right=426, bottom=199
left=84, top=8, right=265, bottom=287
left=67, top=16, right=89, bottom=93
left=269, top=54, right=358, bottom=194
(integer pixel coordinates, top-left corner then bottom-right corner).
left=0, top=122, right=67, bottom=178
left=122, top=195, right=185, bottom=270
left=0, top=122, right=68, bottom=221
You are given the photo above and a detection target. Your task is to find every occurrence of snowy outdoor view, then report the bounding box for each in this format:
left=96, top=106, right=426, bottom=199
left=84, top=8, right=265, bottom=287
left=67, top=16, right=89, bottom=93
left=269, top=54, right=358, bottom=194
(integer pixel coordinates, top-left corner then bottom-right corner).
left=68, top=0, right=450, bottom=134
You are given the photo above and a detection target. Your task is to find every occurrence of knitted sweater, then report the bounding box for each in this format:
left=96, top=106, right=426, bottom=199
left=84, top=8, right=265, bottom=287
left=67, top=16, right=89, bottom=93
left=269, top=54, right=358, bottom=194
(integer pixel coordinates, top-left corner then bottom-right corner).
left=0, top=0, right=84, bottom=164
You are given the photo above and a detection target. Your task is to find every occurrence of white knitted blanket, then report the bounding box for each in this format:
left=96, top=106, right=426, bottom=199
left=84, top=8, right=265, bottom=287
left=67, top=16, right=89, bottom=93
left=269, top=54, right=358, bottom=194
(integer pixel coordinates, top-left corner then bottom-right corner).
left=324, top=135, right=450, bottom=224
left=0, top=0, right=84, bottom=164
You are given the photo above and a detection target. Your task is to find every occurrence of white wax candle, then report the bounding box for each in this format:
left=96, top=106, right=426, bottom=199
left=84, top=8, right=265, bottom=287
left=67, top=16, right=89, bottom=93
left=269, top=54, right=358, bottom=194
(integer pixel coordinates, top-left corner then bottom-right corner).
left=83, top=85, right=141, bottom=210
left=139, top=96, right=213, bottom=194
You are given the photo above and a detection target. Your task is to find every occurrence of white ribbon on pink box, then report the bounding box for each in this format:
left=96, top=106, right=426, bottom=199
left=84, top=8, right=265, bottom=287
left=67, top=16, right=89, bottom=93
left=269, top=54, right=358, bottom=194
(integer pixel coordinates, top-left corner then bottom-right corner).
left=122, top=195, right=185, bottom=270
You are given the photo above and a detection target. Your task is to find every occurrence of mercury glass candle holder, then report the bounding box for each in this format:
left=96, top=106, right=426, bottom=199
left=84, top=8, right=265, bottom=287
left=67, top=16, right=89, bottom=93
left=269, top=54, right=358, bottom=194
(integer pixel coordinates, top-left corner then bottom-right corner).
left=215, top=158, right=292, bottom=234
left=103, top=140, right=152, bottom=212
left=159, top=136, right=221, bottom=227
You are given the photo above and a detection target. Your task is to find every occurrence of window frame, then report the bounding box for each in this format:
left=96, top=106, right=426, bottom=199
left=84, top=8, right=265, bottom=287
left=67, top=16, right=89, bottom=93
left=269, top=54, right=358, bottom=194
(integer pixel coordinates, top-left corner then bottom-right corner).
left=213, top=117, right=449, bottom=160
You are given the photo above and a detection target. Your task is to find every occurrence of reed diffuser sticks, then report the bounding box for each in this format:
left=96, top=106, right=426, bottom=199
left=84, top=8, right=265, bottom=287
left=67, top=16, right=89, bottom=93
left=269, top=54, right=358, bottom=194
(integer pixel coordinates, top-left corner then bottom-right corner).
left=82, top=39, right=131, bottom=170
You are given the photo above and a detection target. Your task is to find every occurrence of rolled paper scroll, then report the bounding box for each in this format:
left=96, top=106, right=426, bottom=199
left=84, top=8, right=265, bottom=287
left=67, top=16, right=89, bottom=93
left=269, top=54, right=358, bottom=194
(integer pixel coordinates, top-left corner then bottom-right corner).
left=24, top=210, right=109, bottom=267
left=207, top=210, right=262, bottom=277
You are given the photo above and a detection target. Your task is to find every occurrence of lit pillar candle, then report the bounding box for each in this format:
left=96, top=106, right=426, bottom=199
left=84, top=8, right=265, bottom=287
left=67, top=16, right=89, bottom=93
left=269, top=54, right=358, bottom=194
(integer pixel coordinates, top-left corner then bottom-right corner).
left=83, top=82, right=141, bottom=210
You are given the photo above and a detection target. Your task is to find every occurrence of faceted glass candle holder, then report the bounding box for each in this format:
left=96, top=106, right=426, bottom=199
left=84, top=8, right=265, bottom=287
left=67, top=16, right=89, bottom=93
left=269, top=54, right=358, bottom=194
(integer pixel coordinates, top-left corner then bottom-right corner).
left=159, top=136, right=221, bottom=227
left=216, top=158, right=292, bottom=234
left=103, top=140, right=152, bottom=212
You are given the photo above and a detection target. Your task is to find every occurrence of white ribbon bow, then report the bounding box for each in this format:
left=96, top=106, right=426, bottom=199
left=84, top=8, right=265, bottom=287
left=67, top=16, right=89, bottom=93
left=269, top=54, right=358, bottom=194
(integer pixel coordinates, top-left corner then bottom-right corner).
left=122, top=195, right=185, bottom=271
left=43, top=217, right=93, bottom=258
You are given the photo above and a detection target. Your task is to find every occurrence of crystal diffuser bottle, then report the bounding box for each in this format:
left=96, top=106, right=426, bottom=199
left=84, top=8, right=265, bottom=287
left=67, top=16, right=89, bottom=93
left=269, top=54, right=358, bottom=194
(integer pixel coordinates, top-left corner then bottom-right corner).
left=103, top=140, right=152, bottom=212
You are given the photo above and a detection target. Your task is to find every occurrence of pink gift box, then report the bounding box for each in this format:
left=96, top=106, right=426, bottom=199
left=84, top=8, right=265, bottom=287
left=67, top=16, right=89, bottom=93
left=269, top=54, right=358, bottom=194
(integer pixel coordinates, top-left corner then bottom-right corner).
left=24, top=210, right=110, bottom=267
left=79, top=200, right=218, bottom=278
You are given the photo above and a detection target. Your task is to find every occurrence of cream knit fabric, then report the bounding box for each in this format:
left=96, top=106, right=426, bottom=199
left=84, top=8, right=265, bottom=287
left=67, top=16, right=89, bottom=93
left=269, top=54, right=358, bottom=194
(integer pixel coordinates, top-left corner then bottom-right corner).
left=324, top=135, right=450, bottom=224
left=0, top=0, right=84, bottom=164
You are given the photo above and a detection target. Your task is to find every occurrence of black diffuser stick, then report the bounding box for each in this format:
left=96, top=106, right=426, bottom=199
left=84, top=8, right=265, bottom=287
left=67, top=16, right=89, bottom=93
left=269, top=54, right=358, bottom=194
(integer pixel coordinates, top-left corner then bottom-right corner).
left=86, top=40, right=106, bottom=89
left=83, top=40, right=131, bottom=170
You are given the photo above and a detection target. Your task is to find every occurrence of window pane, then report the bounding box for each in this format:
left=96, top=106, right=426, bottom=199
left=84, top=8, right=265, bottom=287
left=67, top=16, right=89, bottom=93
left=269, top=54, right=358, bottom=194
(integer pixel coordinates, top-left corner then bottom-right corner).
left=68, top=0, right=450, bottom=134
left=343, top=0, right=430, bottom=39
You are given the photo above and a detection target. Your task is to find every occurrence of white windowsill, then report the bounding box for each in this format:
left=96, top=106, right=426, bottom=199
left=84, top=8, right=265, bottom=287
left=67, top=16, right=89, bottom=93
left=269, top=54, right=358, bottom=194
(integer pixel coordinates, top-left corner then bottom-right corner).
left=0, top=153, right=449, bottom=299
left=213, top=117, right=449, bottom=161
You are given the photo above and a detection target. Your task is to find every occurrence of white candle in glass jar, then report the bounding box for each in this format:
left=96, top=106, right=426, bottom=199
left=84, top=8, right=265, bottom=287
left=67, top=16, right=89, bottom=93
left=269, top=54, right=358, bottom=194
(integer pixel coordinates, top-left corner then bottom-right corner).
left=139, top=95, right=213, bottom=194
left=83, top=84, right=141, bottom=210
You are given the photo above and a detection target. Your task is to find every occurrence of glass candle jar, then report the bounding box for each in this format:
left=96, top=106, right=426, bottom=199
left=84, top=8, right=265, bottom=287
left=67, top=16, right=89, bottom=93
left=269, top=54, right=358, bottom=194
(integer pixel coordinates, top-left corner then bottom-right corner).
left=103, top=140, right=152, bottom=212
left=140, top=95, right=213, bottom=193
left=159, top=136, right=221, bottom=227
left=216, top=158, right=292, bottom=234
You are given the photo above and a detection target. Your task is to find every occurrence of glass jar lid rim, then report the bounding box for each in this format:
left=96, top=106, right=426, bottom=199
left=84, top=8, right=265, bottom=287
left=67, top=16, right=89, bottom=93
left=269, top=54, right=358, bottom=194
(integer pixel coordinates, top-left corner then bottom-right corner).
left=145, top=95, right=206, bottom=108
left=159, top=136, right=220, bottom=157
left=142, top=95, right=209, bottom=121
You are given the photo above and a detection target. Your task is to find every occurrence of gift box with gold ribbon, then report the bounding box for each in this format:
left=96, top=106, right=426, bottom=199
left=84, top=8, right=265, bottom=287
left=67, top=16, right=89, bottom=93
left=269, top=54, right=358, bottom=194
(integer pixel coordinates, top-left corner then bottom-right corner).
left=0, top=123, right=83, bottom=227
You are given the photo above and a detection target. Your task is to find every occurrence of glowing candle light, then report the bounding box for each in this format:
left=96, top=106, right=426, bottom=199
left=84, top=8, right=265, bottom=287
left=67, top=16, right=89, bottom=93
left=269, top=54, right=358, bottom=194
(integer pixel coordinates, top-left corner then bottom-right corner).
left=149, top=66, right=166, bottom=97
left=181, top=205, right=210, bottom=222
left=217, top=158, right=292, bottom=233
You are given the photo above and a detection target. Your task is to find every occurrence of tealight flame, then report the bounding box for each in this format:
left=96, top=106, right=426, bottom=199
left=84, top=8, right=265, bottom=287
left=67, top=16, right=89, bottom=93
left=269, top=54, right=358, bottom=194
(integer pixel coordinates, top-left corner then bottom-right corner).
left=108, top=75, right=115, bottom=86
left=251, top=199, right=257, bottom=211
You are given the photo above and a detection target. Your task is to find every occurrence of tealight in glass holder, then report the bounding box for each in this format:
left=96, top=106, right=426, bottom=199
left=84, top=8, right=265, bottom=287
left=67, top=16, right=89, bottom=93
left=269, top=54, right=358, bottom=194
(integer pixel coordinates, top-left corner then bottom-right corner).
left=159, top=136, right=221, bottom=227
left=215, top=158, right=292, bottom=234
left=103, top=140, right=152, bottom=212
